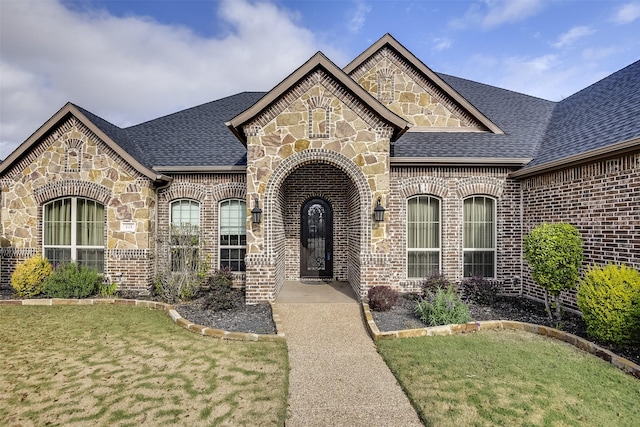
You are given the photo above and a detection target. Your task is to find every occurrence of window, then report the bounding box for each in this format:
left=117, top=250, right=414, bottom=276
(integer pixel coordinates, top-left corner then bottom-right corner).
left=219, top=199, right=246, bottom=272
left=407, top=196, right=440, bottom=278
left=463, top=196, right=496, bottom=278
left=44, top=197, right=104, bottom=272
left=170, top=200, right=200, bottom=271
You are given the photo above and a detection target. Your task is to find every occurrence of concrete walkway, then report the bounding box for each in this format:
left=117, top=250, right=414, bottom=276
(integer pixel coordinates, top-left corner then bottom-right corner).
left=276, top=281, right=422, bottom=426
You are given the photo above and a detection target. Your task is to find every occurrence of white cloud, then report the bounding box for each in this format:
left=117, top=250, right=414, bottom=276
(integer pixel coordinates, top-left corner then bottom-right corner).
left=582, top=46, right=619, bottom=61
left=0, top=0, right=346, bottom=160
left=348, top=0, right=371, bottom=34
left=433, top=37, right=452, bottom=51
left=451, top=0, right=543, bottom=30
left=611, top=2, right=640, bottom=24
left=553, top=26, right=595, bottom=49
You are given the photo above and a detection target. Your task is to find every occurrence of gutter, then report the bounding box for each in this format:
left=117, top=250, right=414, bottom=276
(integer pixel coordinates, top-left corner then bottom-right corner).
left=391, top=157, right=532, bottom=167
left=509, top=137, right=640, bottom=178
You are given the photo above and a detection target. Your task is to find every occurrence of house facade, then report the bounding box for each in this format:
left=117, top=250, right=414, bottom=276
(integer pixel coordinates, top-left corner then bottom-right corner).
left=1, top=34, right=639, bottom=307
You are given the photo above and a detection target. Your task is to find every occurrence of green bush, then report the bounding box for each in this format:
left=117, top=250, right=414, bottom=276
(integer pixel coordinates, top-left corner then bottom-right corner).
left=577, top=264, right=640, bottom=346
left=462, top=276, right=499, bottom=305
left=367, top=286, right=398, bottom=312
left=523, top=223, right=583, bottom=320
left=415, top=286, right=472, bottom=327
left=42, top=263, right=101, bottom=298
left=11, top=256, right=52, bottom=298
left=98, top=282, right=119, bottom=298
left=203, top=268, right=243, bottom=311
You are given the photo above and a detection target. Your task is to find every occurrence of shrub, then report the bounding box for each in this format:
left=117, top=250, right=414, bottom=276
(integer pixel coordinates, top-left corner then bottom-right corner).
left=420, top=273, right=453, bottom=296
left=577, top=264, right=640, bottom=346
left=42, top=262, right=101, bottom=298
left=415, top=286, right=472, bottom=326
left=523, top=223, right=583, bottom=320
left=98, top=282, right=119, bottom=298
left=462, top=276, right=499, bottom=305
left=367, top=286, right=399, bottom=312
left=11, top=256, right=53, bottom=298
left=203, top=268, right=243, bottom=311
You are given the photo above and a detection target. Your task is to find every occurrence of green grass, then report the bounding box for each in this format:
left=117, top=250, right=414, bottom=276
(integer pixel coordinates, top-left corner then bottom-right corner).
left=377, top=330, right=640, bottom=427
left=0, top=305, right=288, bottom=426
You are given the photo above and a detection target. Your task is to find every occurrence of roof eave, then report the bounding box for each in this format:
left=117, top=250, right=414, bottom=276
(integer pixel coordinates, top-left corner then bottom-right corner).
left=391, top=157, right=532, bottom=167
left=153, top=165, right=247, bottom=174
left=509, top=137, right=640, bottom=179
left=344, top=33, right=504, bottom=135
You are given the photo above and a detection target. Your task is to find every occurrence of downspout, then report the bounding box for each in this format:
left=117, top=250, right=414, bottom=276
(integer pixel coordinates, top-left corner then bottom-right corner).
left=153, top=176, right=172, bottom=281
left=519, top=181, right=524, bottom=296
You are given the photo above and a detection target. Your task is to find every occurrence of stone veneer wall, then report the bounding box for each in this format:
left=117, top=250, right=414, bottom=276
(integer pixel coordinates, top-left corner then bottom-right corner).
left=348, top=47, right=485, bottom=130
left=156, top=173, right=247, bottom=285
left=243, top=69, right=395, bottom=302
left=521, top=152, right=640, bottom=310
left=0, top=117, right=156, bottom=291
left=388, top=166, right=522, bottom=294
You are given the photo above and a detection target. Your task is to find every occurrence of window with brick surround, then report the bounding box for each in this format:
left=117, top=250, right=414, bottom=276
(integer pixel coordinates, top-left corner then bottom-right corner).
left=219, top=199, right=246, bottom=272
left=170, top=199, right=200, bottom=272
left=407, top=195, right=441, bottom=278
left=44, top=197, right=104, bottom=272
left=463, top=196, right=496, bottom=278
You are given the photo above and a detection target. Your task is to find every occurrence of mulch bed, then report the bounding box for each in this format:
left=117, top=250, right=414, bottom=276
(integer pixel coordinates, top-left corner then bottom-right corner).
left=372, top=294, right=640, bottom=366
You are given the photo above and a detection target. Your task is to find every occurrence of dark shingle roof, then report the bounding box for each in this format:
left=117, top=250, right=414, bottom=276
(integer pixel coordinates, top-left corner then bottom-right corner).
left=526, top=59, right=640, bottom=168
left=393, top=74, right=556, bottom=159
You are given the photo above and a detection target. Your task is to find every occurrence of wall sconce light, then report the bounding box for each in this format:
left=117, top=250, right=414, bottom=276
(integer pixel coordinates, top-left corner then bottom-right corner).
left=374, top=197, right=386, bottom=222
left=251, top=199, right=262, bottom=224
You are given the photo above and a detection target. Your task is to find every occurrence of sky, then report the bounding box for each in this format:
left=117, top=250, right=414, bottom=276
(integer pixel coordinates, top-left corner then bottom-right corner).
left=1, top=0, right=639, bottom=160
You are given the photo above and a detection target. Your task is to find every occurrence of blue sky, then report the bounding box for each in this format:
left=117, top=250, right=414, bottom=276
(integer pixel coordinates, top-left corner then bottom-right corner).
left=1, top=0, right=639, bottom=159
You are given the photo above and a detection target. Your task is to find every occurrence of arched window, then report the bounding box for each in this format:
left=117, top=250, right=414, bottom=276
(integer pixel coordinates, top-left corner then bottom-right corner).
left=44, top=197, right=105, bottom=272
left=219, top=199, right=246, bottom=272
left=407, top=196, right=440, bottom=278
left=463, top=196, right=496, bottom=278
left=170, top=199, right=200, bottom=271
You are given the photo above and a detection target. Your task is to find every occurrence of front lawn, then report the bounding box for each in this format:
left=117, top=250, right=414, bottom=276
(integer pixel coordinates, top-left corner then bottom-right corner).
left=378, top=330, right=640, bottom=427
left=0, top=305, right=288, bottom=426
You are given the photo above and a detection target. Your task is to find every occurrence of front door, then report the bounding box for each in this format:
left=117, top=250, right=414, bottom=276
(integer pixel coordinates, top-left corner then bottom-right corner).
left=300, top=198, right=333, bottom=279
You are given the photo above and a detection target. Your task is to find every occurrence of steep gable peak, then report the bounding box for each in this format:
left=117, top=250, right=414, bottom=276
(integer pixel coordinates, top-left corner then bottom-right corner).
left=345, top=34, right=503, bottom=134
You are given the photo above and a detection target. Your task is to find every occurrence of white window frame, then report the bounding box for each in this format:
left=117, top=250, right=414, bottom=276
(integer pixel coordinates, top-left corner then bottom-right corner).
left=462, top=195, right=497, bottom=279
left=219, top=199, right=246, bottom=272
left=406, top=195, right=442, bottom=279
left=43, top=197, right=105, bottom=272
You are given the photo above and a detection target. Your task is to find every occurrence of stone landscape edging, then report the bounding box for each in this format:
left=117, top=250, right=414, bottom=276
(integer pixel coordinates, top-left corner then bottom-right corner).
left=0, top=298, right=285, bottom=342
left=362, top=303, right=640, bottom=379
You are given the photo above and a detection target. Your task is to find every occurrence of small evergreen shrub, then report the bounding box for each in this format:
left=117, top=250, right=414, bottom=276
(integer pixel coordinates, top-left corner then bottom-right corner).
left=203, top=268, right=243, bottom=311
left=42, top=263, right=101, bottom=298
left=415, top=286, right=472, bottom=327
left=367, top=286, right=399, bottom=312
left=577, top=264, right=640, bottom=346
left=98, top=282, right=119, bottom=298
left=420, top=273, right=453, bottom=296
left=11, top=256, right=52, bottom=298
left=462, top=276, right=499, bottom=305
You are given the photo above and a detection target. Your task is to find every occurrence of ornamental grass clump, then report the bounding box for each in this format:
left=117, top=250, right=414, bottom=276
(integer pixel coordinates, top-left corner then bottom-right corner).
left=577, top=264, right=640, bottom=347
left=367, top=286, right=399, bottom=312
left=415, top=286, right=471, bottom=327
left=11, top=256, right=53, bottom=298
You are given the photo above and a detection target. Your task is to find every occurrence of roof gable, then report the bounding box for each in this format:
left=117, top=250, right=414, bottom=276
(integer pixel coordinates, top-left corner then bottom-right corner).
left=345, top=34, right=503, bottom=135
left=0, top=103, right=165, bottom=181
left=227, top=52, right=410, bottom=144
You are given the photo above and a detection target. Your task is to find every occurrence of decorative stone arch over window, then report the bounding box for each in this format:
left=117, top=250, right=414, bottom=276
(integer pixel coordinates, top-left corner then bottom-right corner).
left=210, top=182, right=247, bottom=203
left=33, top=180, right=112, bottom=206
left=376, top=67, right=395, bottom=103
left=159, top=182, right=207, bottom=203
left=65, top=138, right=83, bottom=172
left=263, top=149, right=372, bottom=259
left=307, top=95, right=332, bottom=138
left=400, top=176, right=449, bottom=199
left=455, top=177, right=504, bottom=199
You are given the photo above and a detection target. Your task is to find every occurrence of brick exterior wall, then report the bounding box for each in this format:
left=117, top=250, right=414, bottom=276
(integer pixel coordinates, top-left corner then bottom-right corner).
left=521, top=152, right=640, bottom=310
left=388, top=166, right=522, bottom=294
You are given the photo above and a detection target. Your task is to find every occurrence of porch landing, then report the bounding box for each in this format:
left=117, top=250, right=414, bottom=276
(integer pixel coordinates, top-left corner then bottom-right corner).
left=276, top=282, right=422, bottom=426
